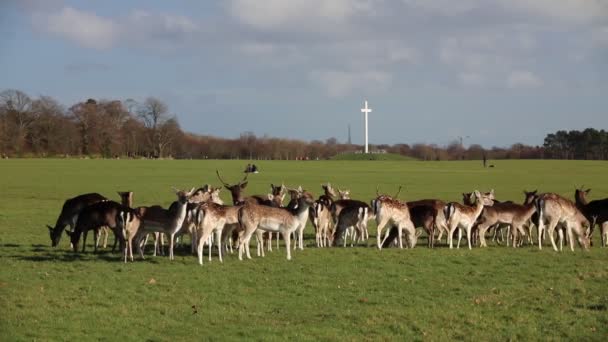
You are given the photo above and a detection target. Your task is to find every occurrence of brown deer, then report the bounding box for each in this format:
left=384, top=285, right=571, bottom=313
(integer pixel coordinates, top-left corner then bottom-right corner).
left=65, top=200, right=127, bottom=253
left=444, top=190, right=494, bottom=249
left=118, top=207, right=142, bottom=263
left=133, top=188, right=195, bottom=260
left=574, top=188, right=608, bottom=247
left=407, top=199, right=448, bottom=248
left=536, top=193, right=590, bottom=251
left=371, top=188, right=420, bottom=249
left=237, top=190, right=315, bottom=261
left=96, top=191, right=134, bottom=250
left=475, top=191, right=537, bottom=248
left=216, top=170, right=268, bottom=205
left=47, top=193, right=107, bottom=247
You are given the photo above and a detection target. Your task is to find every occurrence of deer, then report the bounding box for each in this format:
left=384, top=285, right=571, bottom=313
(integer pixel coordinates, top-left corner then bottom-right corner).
left=96, top=191, right=133, bottom=251
left=371, top=188, right=420, bottom=249
left=47, top=192, right=107, bottom=247
left=444, top=190, right=494, bottom=249
left=313, top=200, right=334, bottom=247
left=333, top=204, right=369, bottom=247
left=118, top=207, right=142, bottom=263
left=574, top=188, right=608, bottom=247
left=216, top=170, right=268, bottom=206
left=263, top=183, right=287, bottom=251
left=65, top=200, right=127, bottom=253
left=237, top=190, right=315, bottom=261
left=133, top=188, right=195, bottom=260
left=475, top=191, right=538, bottom=248
left=536, top=193, right=590, bottom=251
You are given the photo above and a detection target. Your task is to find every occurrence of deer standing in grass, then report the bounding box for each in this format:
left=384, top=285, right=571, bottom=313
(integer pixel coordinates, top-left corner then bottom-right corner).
left=65, top=200, right=127, bottom=253
left=574, top=188, right=608, bottom=247
left=47, top=193, right=107, bottom=247
left=536, top=193, right=590, bottom=251
left=371, top=188, right=419, bottom=249
left=134, top=188, right=195, bottom=260
left=444, top=190, right=494, bottom=249
left=237, top=190, right=315, bottom=261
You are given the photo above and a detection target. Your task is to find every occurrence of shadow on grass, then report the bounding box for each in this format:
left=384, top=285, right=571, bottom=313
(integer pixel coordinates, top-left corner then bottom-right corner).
left=0, top=243, right=22, bottom=248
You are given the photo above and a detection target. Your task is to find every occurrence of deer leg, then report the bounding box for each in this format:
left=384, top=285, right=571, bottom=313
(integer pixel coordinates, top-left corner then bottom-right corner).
left=376, top=217, right=389, bottom=249
left=602, top=222, right=608, bottom=247
left=282, top=230, right=292, bottom=260
left=547, top=219, right=559, bottom=251
left=465, top=224, right=473, bottom=250
left=169, top=233, right=176, bottom=260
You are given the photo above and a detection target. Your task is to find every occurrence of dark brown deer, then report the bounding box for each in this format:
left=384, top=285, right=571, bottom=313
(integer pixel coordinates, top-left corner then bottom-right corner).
left=574, top=188, right=608, bottom=247
left=65, top=200, right=127, bottom=253
left=216, top=170, right=268, bottom=205
left=47, top=193, right=107, bottom=247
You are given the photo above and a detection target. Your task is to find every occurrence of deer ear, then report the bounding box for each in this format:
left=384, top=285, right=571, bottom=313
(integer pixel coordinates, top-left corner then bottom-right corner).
left=585, top=189, right=591, bottom=194
left=47, top=225, right=53, bottom=231
left=240, top=182, right=248, bottom=189
left=171, top=187, right=179, bottom=194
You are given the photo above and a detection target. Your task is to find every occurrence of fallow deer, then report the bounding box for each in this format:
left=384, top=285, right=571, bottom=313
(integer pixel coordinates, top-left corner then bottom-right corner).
left=118, top=207, right=142, bottom=263
left=47, top=192, right=107, bottom=247
left=237, top=190, right=315, bottom=261
left=574, top=188, right=608, bottom=247
left=133, top=188, right=195, bottom=260
left=97, top=191, right=133, bottom=250
left=65, top=200, right=127, bottom=253
left=444, top=190, right=494, bottom=249
left=475, top=191, right=537, bottom=248
left=313, top=200, right=333, bottom=247
left=216, top=170, right=268, bottom=206
left=371, top=190, right=419, bottom=249
left=536, top=193, right=590, bottom=251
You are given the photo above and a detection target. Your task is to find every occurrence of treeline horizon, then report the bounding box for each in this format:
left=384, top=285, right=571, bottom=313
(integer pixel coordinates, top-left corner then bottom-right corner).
left=0, top=88, right=606, bottom=161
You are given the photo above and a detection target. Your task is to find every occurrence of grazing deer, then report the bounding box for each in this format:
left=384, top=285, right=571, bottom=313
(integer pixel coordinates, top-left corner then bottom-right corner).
left=333, top=204, right=369, bottom=247
left=536, top=193, right=590, bottom=251
left=65, top=200, right=127, bottom=253
left=134, top=188, right=195, bottom=260
left=237, top=190, right=315, bottom=261
left=407, top=199, right=448, bottom=248
left=475, top=191, right=537, bottom=248
left=47, top=193, right=107, bottom=247
left=574, top=188, right=608, bottom=247
left=371, top=188, right=419, bottom=249
left=444, top=190, right=494, bottom=249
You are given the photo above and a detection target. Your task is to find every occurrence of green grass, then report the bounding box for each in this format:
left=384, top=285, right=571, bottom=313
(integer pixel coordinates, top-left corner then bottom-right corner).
left=331, top=152, right=417, bottom=161
left=1, top=159, right=608, bottom=341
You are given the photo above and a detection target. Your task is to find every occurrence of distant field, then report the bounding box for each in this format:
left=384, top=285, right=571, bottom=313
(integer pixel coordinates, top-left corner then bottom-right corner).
left=331, top=152, right=417, bottom=160
left=1, top=159, right=608, bottom=340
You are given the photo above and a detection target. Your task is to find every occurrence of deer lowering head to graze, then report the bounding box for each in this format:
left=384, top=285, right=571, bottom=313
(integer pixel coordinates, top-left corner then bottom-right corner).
left=333, top=204, right=370, bottom=247
left=47, top=193, right=107, bottom=247
left=536, top=193, right=590, bottom=251
left=237, top=190, right=315, bottom=261
left=65, top=200, right=128, bottom=253
left=574, top=188, right=608, bottom=247
left=371, top=187, right=419, bottom=249
left=133, top=187, right=195, bottom=260
left=444, top=190, right=494, bottom=249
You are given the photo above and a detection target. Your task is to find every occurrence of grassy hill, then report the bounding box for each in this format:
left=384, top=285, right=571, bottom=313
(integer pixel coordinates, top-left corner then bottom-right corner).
left=331, top=152, right=417, bottom=161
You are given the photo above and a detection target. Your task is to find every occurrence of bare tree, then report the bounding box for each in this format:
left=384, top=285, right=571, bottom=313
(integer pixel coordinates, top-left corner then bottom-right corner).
left=137, top=97, right=174, bottom=158
left=0, top=89, right=35, bottom=155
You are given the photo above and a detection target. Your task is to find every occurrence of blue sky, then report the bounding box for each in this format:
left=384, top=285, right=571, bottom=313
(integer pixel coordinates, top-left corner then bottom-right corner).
left=1, top=0, right=607, bottom=147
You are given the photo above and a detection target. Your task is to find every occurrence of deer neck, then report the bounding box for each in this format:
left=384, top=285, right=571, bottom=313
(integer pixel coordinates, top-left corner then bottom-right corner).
left=473, top=200, right=485, bottom=219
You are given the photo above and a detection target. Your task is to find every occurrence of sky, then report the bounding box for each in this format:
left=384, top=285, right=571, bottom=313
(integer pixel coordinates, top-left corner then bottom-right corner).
left=1, top=0, right=607, bottom=148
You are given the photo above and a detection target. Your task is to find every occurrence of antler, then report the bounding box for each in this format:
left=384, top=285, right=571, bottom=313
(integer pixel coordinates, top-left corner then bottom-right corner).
left=376, top=185, right=380, bottom=196
left=216, top=170, right=230, bottom=187
left=239, top=172, right=249, bottom=186
left=394, top=186, right=402, bottom=199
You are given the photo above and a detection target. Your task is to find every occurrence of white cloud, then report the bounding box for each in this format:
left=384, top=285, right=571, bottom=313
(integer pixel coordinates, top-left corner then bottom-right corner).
left=34, top=7, right=118, bottom=49
left=459, top=72, right=485, bottom=86
left=228, top=0, right=373, bottom=31
left=32, top=6, right=200, bottom=50
left=507, top=70, right=543, bottom=88
left=309, top=70, right=392, bottom=97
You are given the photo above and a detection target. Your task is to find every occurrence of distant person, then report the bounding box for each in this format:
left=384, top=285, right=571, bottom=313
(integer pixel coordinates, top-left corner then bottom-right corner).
left=251, top=164, right=259, bottom=173
left=244, top=163, right=252, bottom=173
left=483, top=153, right=487, bottom=168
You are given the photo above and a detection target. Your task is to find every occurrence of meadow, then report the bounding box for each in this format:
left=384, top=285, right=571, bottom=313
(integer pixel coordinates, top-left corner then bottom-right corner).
left=1, top=158, right=607, bottom=341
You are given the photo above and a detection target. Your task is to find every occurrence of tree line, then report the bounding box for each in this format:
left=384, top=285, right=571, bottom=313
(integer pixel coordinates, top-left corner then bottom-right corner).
left=0, top=89, right=605, bottom=160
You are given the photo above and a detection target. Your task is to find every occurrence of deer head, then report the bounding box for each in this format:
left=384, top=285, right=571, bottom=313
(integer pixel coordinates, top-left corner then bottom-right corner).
left=173, top=187, right=196, bottom=204
left=338, top=189, right=350, bottom=200
left=117, top=191, right=134, bottom=207
left=523, top=190, right=538, bottom=205
left=473, top=190, right=494, bottom=206
left=575, top=187, right=591, bottom=206
left=321, top=183, right=337, bottom=198
left=462, top=193, right=474, bottom=206
left=217, top=170, right=248, bottom=205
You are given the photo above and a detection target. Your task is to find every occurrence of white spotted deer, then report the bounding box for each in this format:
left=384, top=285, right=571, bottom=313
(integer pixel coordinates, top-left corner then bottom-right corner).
left=444, top=190, right=494, bottom=249
left=536, top=193, right=590, bottom=251
left=237, top=190, right=315, bottom=261
left=371, top=189, right=420, bottom=249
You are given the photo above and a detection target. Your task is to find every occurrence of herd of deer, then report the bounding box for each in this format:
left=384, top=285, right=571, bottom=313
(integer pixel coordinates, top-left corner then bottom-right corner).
left=46, top=170, right=608, bottom=264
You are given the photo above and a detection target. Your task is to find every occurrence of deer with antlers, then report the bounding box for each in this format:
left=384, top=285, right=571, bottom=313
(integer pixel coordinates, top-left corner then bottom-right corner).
left=444, top=190, right=494, bottom=249
left=536, top=193, right=590, bottom=251
left=574, top=188, right=608, bottom=247
left=371, top=187, right=420, bottom=249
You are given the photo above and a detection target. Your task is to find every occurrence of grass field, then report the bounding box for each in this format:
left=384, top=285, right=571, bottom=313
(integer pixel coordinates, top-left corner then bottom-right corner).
left=1, top=159, right=608, bottom=341
left=331, top=152, right=417, bottom=161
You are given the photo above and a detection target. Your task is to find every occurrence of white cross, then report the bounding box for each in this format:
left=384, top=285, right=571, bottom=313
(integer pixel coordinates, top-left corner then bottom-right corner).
left=361, top=100, right=372, bottom=154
